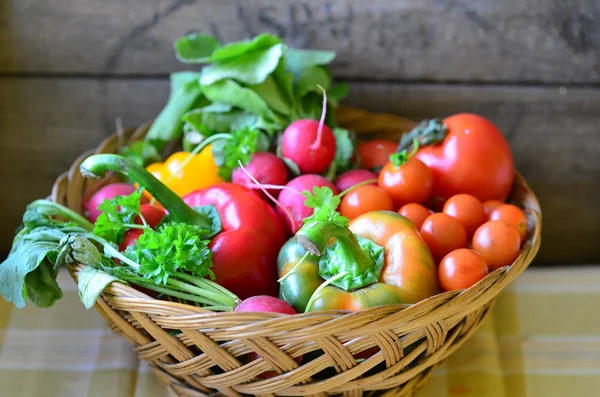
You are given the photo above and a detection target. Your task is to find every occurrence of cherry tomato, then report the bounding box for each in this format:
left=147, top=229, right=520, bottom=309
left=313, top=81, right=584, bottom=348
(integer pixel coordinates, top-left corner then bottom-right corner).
left=357, top=139, right=398, bottom=170
left=378, top=158, right=433, bottom=209
left=135, top=204, right=165, bottom=227
left=119, top=229, right=144, bottom=252
left=489, top=204, right=527, bottom=243
left=443, top=194, right=486, bottom=239
left=483, top=200, right=505, bottom=218
left=340, top=185, right=394, bottom=220
left=438, top=249, right=489, bottom=291
left=472, top=220, right=521, bottom=271
left=398, top=203, right=433, bottom=230
left=420, top=213, right=467, bottom=263
left=414, top=114, right=515, bottom=202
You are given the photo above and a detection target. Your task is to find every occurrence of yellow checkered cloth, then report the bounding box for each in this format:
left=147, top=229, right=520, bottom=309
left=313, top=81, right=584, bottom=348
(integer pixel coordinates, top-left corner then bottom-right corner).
left=1, top=267, right=598, bottom=397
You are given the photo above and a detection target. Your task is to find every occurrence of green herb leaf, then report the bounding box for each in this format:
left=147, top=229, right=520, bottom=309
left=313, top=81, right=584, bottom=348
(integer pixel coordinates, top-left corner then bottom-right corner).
left=200, top=44, right=284, bottom=86
left=92, top=191, right=143, bottom=243
left=285, top=47, right=336, bottom=78
left=127, top=223, right=214, bottom=286
left=145, top=72, right=206, bottom=147
left=302, top=186, right=349, bottom=228
left=332, top=128, right=356, bottom=174
left=202, top=79, right=275, bottom=120
left=77, top=266, right=121, bottom=309
left=318, top=235, right=384, bottom=291
left=174, top=33, right=221, bottom=63
left=215, top=127, right=261, bottom=180
left=119, top=141, right=162, bottom=167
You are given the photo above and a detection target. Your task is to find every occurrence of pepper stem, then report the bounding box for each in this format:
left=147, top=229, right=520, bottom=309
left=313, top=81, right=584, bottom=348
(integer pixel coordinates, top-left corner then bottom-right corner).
left=80, top=154, right=212, bottom=229
left=296, top=221, right=380, bottom=291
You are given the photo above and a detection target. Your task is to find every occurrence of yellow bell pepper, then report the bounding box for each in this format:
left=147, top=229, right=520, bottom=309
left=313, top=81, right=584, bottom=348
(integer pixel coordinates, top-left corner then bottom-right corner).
left=146, top=144, right=224, bottom=197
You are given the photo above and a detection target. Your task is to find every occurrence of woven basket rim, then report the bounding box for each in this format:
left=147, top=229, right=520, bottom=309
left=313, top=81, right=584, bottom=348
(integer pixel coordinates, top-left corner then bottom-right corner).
left=54, top=105, right=542, bottom=320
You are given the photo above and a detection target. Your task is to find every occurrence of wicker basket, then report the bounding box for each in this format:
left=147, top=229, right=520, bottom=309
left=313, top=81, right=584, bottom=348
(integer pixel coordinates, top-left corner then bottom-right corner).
left=51, top=106, right=541, bottom=397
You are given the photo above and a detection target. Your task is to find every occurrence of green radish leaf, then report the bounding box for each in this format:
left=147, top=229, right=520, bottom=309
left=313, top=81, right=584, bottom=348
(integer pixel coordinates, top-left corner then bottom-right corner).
left=199, top=102, right=234, bottom=113
left=272, top=58, right=294, bottom=103
left=285, top=47, right=336, bottom=78
left=295, top=66, right=332, bottom=99
left=183, top=108, right=257, bottom=136
left=327, top=83, right=350, bottom=107
left=208, top=33, right=281, bottom=63
left=77, top=266, right=120, bottom=309
left=249, top=75, right=292, bottom=116
left=332, top=128, right=356, bottom=175
left=24, top=262, right=62, bottom=308
left=202, top=79, right=275, bottom=119
left=145, top=72, right=206, bottom=147
left=200, top=44, right=284, bottom=86
left=174, top=33, right=221, bottom=63
left=0, top=227, right=67, bottom=308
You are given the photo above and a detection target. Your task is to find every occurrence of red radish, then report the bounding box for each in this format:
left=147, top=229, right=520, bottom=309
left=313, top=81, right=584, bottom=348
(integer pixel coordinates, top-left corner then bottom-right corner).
left=235, top=295, right=297, bottom=315
left=232, top=152, right=289, bottom=199
left=281, top=87, right=336, bottom=174
left=119, top=229, right=144, bottom=252
left=235, top=296, right=300, bottom=378
left=134, top=204, right=166, bottom=227
left=85, top=183, right=148, bottom=222
left=276, top=174, right=339, bottom=235
left=334, top=169, right=378, bottom=192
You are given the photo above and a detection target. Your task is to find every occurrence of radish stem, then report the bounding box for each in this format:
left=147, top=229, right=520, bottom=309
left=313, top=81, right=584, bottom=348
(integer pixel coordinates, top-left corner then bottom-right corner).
left=310, top=85, right=328, bottom=151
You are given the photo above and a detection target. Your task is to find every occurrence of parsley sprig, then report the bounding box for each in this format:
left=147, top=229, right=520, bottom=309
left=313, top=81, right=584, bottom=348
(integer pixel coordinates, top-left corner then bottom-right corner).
left=92, top=191, right=147, bottom=243
left=301, top=186, right=349, bottom=227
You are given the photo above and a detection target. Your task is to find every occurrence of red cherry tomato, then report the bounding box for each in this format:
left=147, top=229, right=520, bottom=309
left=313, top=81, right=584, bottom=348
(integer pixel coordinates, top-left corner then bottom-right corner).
left=398, top=203, right=433, bottom=230
left=472, top=220, right=521, bottom=271
left=357, top=139, right=398, bottom=170
left=420, top=213, right=467, bottom=263
left=414, top=114, right=515, bottom=202
left=443, top=194, right=486, bottom=239
left=489, top=204, right=527, bottom=243
left=135, top=204, right=165, bottom=227
left=340, top=185, right=394, bottom=220
left=119, top=229, right=143, bottom=252
left=438, top=249, right=489, bottom=291
left=483, top=200, right=505, bottom=218
left=378, top=158, right=433, bottom=209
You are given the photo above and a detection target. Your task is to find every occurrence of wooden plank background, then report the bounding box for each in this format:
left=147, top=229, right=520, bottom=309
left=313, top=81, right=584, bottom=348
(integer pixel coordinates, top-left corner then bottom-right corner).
left=1, top=0, right=599, bottom=265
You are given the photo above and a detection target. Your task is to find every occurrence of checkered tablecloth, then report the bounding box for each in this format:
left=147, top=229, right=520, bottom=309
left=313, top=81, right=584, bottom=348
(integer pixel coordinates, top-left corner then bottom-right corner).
left=1, top=267, right=598, bottom=397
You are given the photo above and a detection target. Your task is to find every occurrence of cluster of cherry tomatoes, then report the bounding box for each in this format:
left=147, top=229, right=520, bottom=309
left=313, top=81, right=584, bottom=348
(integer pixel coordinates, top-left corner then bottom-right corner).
left=334, top=113, right=526, bottom=293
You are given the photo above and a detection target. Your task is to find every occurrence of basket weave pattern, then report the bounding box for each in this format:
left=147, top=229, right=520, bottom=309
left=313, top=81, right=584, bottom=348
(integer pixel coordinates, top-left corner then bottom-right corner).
left=50, top=107, right=542, bottom=397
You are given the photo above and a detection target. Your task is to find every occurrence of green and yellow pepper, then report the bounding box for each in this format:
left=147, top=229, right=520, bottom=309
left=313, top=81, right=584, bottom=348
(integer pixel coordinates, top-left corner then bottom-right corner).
left=278, top=211, right=440, bottom=313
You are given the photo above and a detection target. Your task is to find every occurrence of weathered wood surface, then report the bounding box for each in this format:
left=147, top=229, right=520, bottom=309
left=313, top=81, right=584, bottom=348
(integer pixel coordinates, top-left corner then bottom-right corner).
left=1, top=78, right=599, bottom=265
left=2, top=0, right=600, bottom=83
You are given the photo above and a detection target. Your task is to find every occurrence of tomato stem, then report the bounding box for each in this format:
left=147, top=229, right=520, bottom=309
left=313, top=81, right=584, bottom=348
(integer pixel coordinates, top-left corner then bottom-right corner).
left=397, top=118, right=447, bottom=153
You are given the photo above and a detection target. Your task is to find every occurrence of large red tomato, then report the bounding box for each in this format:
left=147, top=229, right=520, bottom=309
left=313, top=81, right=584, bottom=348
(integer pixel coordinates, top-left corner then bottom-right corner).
left=413, top=114, right=514, bottom=202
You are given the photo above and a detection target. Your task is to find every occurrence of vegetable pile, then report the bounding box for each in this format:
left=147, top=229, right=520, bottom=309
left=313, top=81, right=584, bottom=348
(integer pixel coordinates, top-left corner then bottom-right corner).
left=1, top=34, right=529, bottom=364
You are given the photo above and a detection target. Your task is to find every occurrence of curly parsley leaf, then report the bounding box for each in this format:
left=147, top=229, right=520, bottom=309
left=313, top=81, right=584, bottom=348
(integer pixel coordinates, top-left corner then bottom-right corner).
left=214, top=127, right=266, bottom=181
left=126, top=223, right=214, bottom=286
left=92, top=191, right=144, bottom=243
left=302, top=186, right=349, bottom=228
